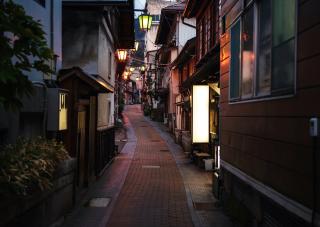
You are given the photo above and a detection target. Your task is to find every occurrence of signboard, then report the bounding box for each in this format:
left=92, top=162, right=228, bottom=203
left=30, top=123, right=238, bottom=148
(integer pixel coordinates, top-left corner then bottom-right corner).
left=192, top=85, right=209, bottom=143
left=59, top=92, right=68, bottom=130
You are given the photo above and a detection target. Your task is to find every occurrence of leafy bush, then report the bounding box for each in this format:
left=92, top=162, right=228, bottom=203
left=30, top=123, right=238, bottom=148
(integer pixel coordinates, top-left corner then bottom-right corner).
left=0, top=138, right=70, bottom=196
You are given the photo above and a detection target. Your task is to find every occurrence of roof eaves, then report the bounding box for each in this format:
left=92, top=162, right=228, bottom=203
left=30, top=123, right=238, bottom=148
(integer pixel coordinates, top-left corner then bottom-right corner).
left=155, top=10, right=176, bottom=45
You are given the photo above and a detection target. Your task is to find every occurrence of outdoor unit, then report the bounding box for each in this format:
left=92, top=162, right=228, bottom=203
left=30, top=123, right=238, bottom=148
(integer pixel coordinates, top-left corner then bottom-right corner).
left=47, top=88, right=68, bottom=131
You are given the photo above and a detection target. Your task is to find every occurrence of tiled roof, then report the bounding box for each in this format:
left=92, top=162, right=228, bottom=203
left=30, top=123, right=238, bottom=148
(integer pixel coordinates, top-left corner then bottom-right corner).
left=162, top=1, right=186, bottom=12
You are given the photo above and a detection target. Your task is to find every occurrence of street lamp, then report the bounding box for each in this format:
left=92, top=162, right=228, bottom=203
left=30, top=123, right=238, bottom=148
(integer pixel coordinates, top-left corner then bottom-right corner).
left=138, top=13, right=152, bottom=31
left=116, top=49, right=128, bottom=62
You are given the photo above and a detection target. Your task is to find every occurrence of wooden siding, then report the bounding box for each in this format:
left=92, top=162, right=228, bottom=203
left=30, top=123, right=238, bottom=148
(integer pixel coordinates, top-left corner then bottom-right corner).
left=220, top=0, right=320, bottom=209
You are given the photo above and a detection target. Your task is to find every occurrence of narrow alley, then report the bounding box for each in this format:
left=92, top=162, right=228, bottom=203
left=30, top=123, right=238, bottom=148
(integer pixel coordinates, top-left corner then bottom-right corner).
left=1, top=1, right=319, bottom=226
left=61, top=104, right=233, bottom=227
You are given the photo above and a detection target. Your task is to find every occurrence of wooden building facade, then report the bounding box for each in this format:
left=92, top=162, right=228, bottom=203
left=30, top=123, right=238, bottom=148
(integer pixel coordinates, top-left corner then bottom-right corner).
left=219, top=0, right=320, bottom=225
left=60, top=0, right=134, bottom=201
left=183, top=0, right=221, bottom=173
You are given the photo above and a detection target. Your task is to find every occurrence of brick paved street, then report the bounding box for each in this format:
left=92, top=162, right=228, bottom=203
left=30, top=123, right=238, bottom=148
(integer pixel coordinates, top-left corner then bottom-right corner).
left=61, top=104, right=233, bottom=227
left=107, top=105, right=194, bottom=227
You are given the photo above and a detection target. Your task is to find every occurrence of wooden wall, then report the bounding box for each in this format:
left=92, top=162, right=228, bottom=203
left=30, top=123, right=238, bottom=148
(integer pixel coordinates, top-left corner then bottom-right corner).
left=220, top=0, right=320, bottom=209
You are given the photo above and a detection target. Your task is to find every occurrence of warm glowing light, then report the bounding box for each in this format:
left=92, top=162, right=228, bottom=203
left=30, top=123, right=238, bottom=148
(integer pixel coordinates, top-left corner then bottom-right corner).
left=123, top=74, right=128, bottom=80
left=138, top=13, right=152, bottom=31
left=192, top=85, right=209, bottom=143
left=140, top=65, right=145, bottom=72
left=130, top=67, right=135, bottom=72
left=59, top=93, right=68, bottom=130
left=135, top=77, right=140, bottom=81
left=116, top=49, right=127, bottom=62
left=135, top=41, right=139, bottom=51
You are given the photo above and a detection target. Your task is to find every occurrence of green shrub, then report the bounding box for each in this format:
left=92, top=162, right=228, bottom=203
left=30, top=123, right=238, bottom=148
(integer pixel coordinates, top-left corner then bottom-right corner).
left=0, top=137, right=70, bottom=196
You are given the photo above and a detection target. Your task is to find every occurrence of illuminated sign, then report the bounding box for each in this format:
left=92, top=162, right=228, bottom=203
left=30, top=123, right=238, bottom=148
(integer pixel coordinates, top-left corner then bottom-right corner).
left=192, top=85, right=209, bottom=143
left=59, top=93, right=67, bottom=130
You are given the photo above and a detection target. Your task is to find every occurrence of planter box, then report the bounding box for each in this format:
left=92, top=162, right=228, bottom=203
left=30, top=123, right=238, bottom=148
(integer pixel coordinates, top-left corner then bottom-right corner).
left=0, top=158, right=76, bottom=227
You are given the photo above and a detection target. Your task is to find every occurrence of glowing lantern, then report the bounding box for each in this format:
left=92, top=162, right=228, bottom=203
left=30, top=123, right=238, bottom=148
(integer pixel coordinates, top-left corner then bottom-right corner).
left=138, top=13, right=152, bottom=31
left=116, top=49, right=127, bottom=62
left=130, top=67, right=135, bottom=72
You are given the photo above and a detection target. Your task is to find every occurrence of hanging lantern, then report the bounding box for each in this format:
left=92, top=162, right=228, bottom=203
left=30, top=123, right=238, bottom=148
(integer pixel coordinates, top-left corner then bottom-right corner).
left=140, top=65, right=145, bottom=72
left=123, top=71, right=129, bottom=80
left=138, top=13, right=152, bottom=31
left=116, top=49, right=127, bottom=62
left=135, top=41, right=139, bottom=51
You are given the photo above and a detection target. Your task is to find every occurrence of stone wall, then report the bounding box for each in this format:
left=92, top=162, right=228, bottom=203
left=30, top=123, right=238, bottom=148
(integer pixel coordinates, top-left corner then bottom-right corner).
left=0, top=159, right=76, bottom=227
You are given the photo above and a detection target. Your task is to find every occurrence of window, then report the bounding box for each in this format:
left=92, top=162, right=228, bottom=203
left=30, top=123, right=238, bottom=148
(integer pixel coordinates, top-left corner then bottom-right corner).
left=241, top=6, right=254, bottom=98
left=230, top=20, right=241, bottom=99
left=34, top=0, right=45, bottom=7
left=229, top=0, right=296, bottom=101
left=257, top=0, right=271, bottom=95
left=151, top=15, right=160, bottom=23
left=196, top=3, right=216, bottom=61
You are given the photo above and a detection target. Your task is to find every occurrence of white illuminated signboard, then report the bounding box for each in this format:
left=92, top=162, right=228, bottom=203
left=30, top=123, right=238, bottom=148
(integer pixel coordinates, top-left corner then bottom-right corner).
left=192, top=85, right=209, bottom=143
left=59, top=93, right=67, bottom=130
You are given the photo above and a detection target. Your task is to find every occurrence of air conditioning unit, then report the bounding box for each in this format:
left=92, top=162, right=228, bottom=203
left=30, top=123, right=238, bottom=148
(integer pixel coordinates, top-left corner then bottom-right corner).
left=47, top=88, right=69, bottom=131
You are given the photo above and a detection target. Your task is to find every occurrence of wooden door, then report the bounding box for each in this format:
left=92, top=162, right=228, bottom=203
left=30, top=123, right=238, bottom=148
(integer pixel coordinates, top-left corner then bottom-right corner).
left=77, top=110, right=86, bottom=188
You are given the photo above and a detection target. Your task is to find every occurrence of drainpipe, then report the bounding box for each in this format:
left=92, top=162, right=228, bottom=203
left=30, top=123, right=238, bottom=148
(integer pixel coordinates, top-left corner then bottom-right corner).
left=32, top=81, right=48, bottom=138
left=50, top=0, right=54, bottom=80
left=50, top=0, right=54, bottom=49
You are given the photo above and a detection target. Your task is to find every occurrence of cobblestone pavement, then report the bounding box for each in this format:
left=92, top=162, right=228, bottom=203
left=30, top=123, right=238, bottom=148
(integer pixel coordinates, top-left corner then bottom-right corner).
left=107, top=105, right=194, bottom=227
